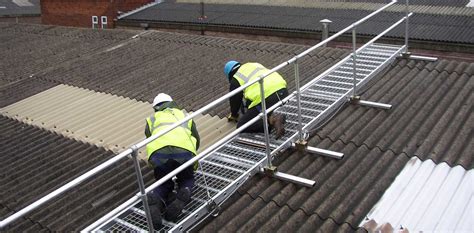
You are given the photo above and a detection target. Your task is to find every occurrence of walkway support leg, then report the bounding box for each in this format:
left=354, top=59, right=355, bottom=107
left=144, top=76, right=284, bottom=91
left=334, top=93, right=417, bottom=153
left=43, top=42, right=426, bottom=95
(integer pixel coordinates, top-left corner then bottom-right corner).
left=349, top=26, right=392, bottom=110
left=131, top=146, right=154, bottom=232
left=258, top=78, right=276, bottom=174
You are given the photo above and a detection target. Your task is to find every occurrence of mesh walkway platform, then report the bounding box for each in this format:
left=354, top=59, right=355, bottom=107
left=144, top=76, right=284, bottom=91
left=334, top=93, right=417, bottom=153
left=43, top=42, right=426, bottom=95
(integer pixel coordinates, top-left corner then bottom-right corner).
left=89, top=43, right=404, bottom=232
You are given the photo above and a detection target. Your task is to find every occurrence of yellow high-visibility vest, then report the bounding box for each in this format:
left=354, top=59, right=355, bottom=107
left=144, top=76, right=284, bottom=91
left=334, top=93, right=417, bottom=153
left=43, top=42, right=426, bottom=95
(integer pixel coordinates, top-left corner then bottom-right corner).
left=145, top=108, right=197, bottom=160
left=233, top=63, right=287, bottom=108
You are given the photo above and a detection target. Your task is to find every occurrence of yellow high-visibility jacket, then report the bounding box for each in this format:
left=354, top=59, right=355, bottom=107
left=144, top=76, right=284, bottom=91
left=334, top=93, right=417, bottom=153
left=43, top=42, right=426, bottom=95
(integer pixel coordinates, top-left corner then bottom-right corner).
left=232, top=63, right=287, bottom=108
left=145, top=108, right=197, bottom=160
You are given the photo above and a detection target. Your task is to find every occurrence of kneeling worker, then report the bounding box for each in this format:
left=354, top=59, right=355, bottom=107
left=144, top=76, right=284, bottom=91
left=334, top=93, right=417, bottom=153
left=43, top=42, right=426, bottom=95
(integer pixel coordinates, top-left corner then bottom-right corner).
left=224, top=61, right=288, bottom=139
left=145, top=93, right=200, bottom=228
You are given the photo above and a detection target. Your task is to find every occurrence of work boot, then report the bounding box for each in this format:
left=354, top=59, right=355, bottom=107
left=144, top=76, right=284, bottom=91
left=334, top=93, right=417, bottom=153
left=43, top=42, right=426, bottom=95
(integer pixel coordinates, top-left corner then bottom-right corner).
left=269, top=114, right=286, bottom=139
left=147, top=193, right=165, bottom=229
left=165, top=187, right=191, bottom=222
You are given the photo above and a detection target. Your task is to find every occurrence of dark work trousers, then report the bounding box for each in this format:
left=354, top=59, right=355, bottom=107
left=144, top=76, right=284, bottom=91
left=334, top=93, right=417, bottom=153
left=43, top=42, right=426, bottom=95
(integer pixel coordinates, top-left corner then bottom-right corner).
left=149, top=152, right=195, bottom=205
left=237, top=88, right=288, bottom=133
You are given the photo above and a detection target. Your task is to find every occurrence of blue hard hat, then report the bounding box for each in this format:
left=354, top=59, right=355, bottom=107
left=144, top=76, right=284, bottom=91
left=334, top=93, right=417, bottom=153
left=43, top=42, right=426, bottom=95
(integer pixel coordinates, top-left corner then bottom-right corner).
left=224, top=60, right=240, bottom=80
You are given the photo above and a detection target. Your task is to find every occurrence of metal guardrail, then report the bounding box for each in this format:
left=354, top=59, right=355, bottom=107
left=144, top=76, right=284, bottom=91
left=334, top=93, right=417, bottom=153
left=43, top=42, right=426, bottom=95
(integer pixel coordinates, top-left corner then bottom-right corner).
left=117, top=0, right=163, bottom=20
left=0, top=0, right=412, bottom=231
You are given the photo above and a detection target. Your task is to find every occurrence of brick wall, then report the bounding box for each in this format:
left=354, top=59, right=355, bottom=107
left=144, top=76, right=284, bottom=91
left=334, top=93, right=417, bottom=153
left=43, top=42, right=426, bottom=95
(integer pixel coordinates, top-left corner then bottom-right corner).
left=41, top=0, right=152, bottom=28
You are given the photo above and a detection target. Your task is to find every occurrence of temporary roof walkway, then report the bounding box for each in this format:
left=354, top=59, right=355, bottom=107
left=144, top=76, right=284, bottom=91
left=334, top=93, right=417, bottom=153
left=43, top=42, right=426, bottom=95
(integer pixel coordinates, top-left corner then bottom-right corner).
left=86, top=42, right=404, bottom=232
left=83, top=1, right=423, bottom=232
left=0, top=1, right=437, bottom=232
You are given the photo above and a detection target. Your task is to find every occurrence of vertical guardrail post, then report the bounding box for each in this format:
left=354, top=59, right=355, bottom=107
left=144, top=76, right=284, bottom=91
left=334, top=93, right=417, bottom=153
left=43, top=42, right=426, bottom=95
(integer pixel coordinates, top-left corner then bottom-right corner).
left=130, top=146, right=154, bottom=232
left=294, top=60, right=304, bottom=141
left=404, top=0, right=409, bottom=54
left=351, top=28, right=358, bottom=98
left=259, top=78, right=273, bottom=170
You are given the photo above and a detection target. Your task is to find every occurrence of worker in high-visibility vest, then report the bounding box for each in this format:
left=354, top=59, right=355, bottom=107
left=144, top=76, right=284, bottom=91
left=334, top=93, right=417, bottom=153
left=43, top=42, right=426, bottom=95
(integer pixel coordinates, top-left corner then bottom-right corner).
left=145, top=93, right=200, bottom=228
left=224, top=61, right=288, bottom=139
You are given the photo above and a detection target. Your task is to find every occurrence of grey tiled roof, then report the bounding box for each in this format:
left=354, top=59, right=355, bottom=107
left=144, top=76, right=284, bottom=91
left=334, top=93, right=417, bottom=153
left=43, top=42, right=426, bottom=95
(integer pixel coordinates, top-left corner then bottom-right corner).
left=0, top=23, right=472, bottom=232
left=121, top=2, right=474, bottom=44
left=0, top=0, right=40, bottom=16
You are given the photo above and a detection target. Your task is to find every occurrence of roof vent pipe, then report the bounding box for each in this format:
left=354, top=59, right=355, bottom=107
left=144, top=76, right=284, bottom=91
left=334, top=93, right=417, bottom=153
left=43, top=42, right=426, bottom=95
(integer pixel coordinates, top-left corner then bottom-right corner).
left=320, top=19, right=332, bottom=47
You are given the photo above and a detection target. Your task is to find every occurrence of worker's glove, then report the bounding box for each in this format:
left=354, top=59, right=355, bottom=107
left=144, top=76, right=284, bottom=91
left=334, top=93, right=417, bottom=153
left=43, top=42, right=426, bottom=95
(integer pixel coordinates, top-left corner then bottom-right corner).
left=226, top=113, right=239, bottom=122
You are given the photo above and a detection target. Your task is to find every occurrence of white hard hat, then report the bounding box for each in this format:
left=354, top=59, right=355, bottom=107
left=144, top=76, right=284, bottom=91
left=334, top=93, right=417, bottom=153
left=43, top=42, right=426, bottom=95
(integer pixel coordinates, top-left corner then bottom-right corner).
left=152, top=93, right=173, bottom=107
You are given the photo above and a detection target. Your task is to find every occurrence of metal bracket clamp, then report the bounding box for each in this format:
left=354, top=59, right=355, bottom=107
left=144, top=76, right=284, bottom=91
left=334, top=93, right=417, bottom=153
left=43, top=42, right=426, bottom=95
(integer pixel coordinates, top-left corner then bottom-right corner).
left=350, top=95, right=361, bottom=101
left=294, top=139, right=308, bottom=151
left=263, top=166, right=278, bottom=176
left=401, top=51, right=411, bottom=58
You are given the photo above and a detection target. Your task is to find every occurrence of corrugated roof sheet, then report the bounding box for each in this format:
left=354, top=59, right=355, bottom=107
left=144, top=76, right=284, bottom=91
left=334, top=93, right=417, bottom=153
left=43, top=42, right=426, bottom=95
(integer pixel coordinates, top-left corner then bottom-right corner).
left=0, top=23, right=349, bottom=118
left=122, top=2, right=474, bottom=43
left=199, top=138, right=409, bottom=232
left=178, top=0, right=471, bottom=8
left=0, top=0, right=40, bottom=16
left=0, top=83, right=235, bottom=230
left=317, top=58, right=474, bottom=169
left=0, top=23, right=138, bottom=82
left=0, top=78, right=57, bottom=108
left=0, top=84, right=235, bottom=159
left=0, top=23, right=472, bottom=232
left=0, top=115, right=156, bottom=231
left=362, top=157, right=473, bottom=232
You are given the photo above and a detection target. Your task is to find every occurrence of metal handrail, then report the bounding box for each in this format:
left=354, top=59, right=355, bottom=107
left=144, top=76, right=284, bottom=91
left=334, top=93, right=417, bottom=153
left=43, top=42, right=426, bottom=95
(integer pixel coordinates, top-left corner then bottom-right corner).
left=0, top=0, right=402, bottom=229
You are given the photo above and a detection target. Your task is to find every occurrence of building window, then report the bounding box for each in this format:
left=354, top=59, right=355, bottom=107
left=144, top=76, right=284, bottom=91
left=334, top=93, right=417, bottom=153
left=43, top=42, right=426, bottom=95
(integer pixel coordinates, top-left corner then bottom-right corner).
left=92, top=16, right=98, bottom=29
left=101, top=16, right=107, bottom=29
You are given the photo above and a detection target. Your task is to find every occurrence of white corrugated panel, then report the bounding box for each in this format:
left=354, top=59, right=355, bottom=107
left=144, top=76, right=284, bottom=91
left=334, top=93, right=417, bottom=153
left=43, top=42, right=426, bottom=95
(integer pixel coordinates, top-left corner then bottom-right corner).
left=361, top=157, right=473, bottom=232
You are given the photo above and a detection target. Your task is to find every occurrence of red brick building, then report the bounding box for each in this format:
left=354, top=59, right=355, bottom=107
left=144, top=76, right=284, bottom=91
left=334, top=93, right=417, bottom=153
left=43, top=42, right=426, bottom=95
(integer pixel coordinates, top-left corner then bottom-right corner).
left=41, top=0, right=153, bottom=28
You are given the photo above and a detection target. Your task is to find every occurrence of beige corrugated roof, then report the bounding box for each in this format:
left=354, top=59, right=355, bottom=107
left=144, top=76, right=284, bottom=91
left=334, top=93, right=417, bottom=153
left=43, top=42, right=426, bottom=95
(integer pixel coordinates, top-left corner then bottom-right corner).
left=177, top=0, right=474, bottom=16
left=0, top=84, right=235, bottom=160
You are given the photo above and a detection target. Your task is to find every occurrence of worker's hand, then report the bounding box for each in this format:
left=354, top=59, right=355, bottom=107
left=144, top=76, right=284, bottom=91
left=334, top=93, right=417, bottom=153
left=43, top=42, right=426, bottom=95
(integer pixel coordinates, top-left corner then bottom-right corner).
left=226, top=113, right=239, bottom=122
